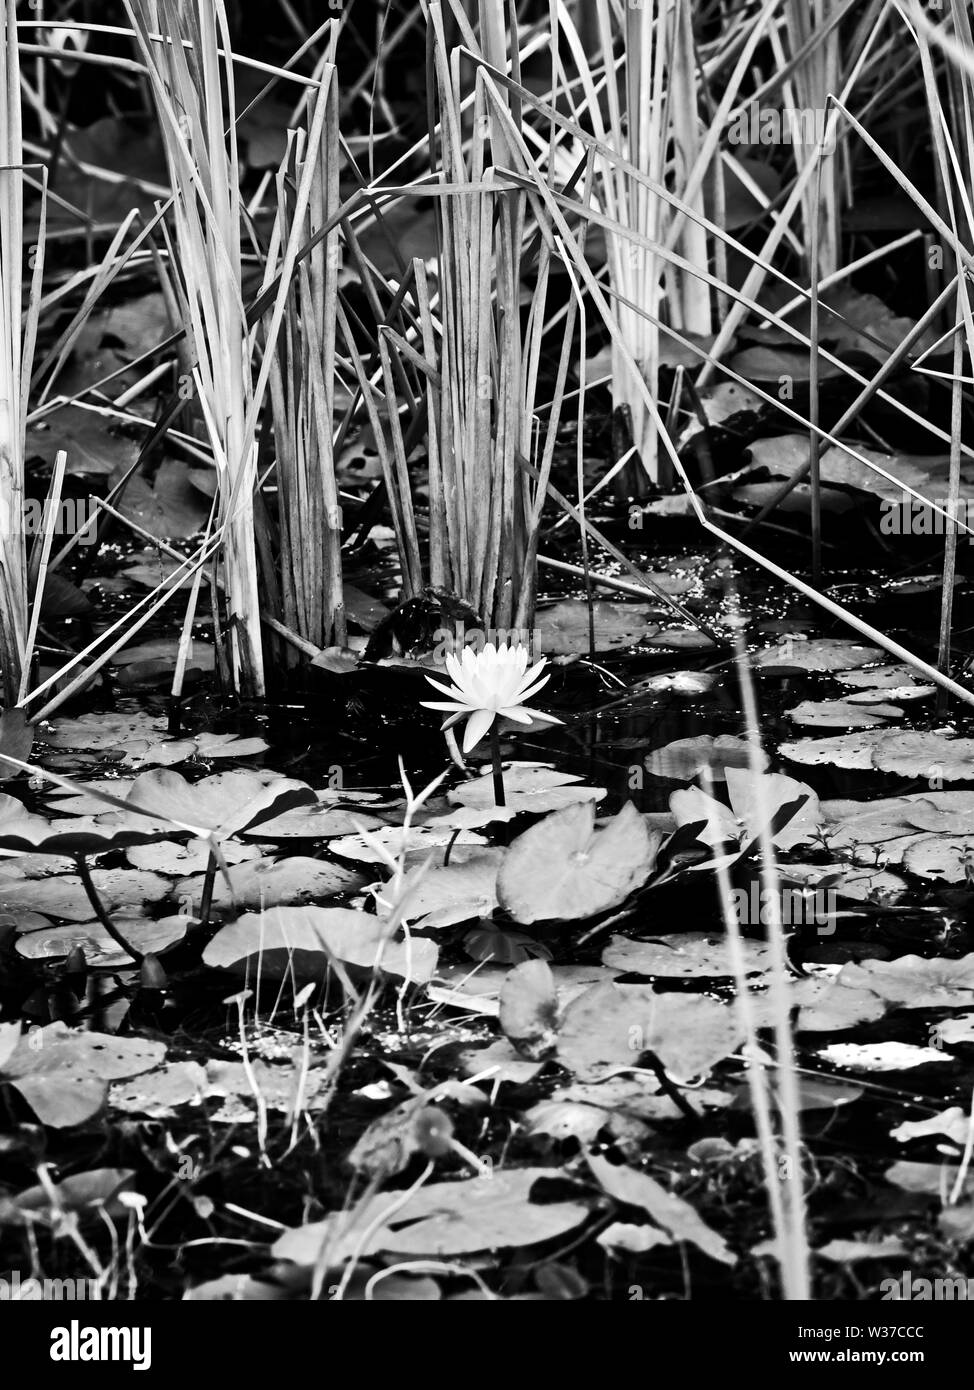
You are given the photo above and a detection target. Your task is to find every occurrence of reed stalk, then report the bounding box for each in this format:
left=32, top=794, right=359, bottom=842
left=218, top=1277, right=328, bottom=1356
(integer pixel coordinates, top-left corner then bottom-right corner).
left=0, top=1, right=39, bottom=705
left=125, top=0, right=265, bottom=696
left=262, top=60, right=347, bottom=655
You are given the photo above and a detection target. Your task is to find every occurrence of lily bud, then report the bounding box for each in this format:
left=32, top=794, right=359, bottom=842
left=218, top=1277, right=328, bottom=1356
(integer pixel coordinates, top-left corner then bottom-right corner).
left=140, top=954, right=168, bottom=990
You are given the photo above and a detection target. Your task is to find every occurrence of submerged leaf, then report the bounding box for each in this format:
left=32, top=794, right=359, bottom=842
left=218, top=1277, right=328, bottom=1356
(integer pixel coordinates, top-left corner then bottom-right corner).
left=463, top=922, right=550, bottom=965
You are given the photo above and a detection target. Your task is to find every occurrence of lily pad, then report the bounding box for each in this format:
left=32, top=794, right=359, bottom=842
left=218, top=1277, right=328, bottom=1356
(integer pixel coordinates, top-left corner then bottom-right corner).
left=815, top=1237, right=907, bottom=1263
left=779, top=729, right=899, bottom=771
left=16, top=914, right=187, bottom=967
left=645, top=734, right=767, bottom=781
left=116, top=769, right=316, bottom=838
left=202, top=904, right=437, bottom=983
left=0, top=868, right=170, bottom=922
left=26, top=403, right=139, bottom=477
left=634, top=670, right=717, bottom=695
left=817, top=1041, right=949, bottom=1070
left=0, top=1022, right=166, bottom=1127
left=821, top=791, right=974, bottom=863
left=644, top=630, right=716, bottom=650
left=116, top=459, right=209, bottom=539
left=0, top=1168, right=137, bottom=1224
left=0, top=793, right=166, bottom=856
left=598, top=1223, right=674, bottom=1254
left=782, top=729, right=974, bottom=779
left=782, top=862, right=907, bottom=904
left=534, top=600, right=660, bottom=655
left=330, top=824, right=487, bottom=865
left=587, top=1154, right=735, bottom=1266
left=45, top=713, right=268, bottom=767
left=930, top=1015, right=974, bottom=1047
left=602, top=932, right=772, bottom=979
left=499, top=958, right=559, bottom=1055
left=869, top=732, right=974, bottom=780
left=844, top=686, right=933, bottom=705
left=126, top=837, right=261, bottom=875
left=903, top=835, right=974, bottom=882
left=754, top=639, right=884, bottom=673
left=395, top=852, right=501, bottom=928
left=497, top=802, right=658, bottom=925
left=885, top=1161, right=974, bottom=1198
left=444, top=763, right=606, bottom=822
left=373, top=1168, right=591, bottom=1257
left=836, top=664, right=931, bottom=689
left=242, top=796, right=387, bottom=839
left=177, top=856, right=363, bottom=913
left=456, top=1038, right=545, bottom=1085
left=670, top=768, right=821, bottom=851
left=786, top=700, right=901, bottom=728
left=109, top=1062, right=208, bottom=1118
left=891, top=1108, right=971, bottom=1145
left=787, top=978, right=888, bottom=1032
left=837, top=953, right=974, bottom=1008
left=557, top=982, right=743, bottom=1082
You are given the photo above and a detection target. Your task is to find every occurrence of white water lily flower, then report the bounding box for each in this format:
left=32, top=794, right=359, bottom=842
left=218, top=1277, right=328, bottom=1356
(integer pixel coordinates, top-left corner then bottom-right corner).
left=421, top=642, right=562, bottom=753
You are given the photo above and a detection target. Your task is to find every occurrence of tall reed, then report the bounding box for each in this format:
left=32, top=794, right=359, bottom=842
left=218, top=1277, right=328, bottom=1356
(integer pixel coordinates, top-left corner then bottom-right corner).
left=361, top=0, right=578, bottom=637
left=262, top=59, right=347, bottom=655
left=0, top=2, right=35, bottom=705
left=125, top=0, right=265, bottom=696
left=710, top=583, right=809, bottom=1299
left=912, top=0, right=974, bottom=697
left=548, top=0, right=714, bottom=484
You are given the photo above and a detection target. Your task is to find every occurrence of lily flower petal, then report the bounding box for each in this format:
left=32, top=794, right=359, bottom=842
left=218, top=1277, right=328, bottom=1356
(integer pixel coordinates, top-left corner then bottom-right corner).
left=462, top=706, right=496, bottom=753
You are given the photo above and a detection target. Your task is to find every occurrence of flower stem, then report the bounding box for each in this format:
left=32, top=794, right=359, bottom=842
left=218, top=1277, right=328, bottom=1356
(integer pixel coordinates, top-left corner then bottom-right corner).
left=490, top=725, right=506, bottom=807
left=74, top=854, right=144, bottom=964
